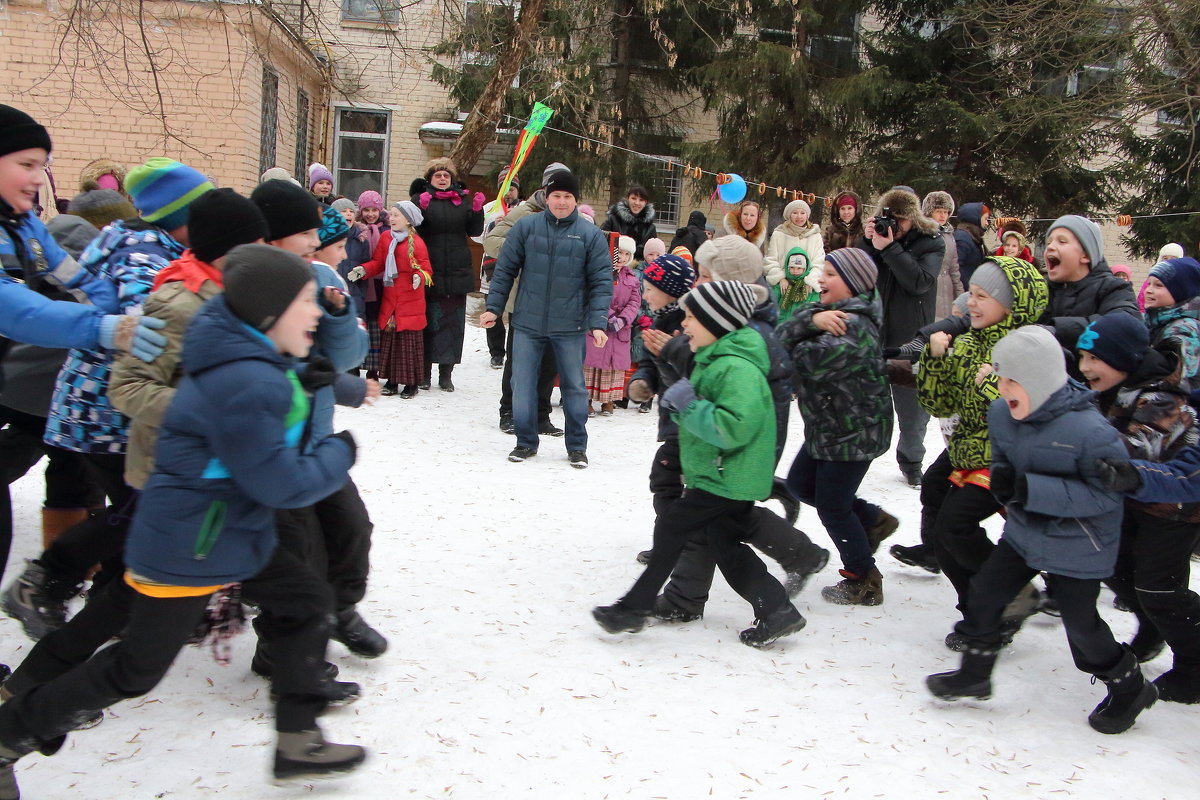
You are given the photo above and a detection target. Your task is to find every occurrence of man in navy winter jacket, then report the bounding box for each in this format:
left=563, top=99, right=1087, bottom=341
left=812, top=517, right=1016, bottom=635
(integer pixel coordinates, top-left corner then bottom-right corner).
left=482, top=170, right=612, bottom=467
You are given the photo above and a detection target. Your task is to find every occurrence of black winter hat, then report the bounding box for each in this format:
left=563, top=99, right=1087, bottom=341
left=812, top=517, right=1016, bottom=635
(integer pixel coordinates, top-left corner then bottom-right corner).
left=222, top=244, right=313, bottom=332
left=250, top=179, right=322, bottom=241
left=544, top=170, right=580, bottom=199
left=0, top=105, right=52, bottom=158
left=189, top=188, right=269, bottom=264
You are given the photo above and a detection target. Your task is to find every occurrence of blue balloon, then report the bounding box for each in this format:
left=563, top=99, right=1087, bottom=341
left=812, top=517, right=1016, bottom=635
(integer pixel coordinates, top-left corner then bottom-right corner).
left=717, top=173, right=746, bottom=204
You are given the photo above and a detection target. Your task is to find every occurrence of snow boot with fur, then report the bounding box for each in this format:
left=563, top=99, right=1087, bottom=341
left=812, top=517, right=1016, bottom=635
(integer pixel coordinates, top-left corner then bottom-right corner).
left=927, top=645, right=999, bottom=700
left=821, top=567, right=883, bottom=606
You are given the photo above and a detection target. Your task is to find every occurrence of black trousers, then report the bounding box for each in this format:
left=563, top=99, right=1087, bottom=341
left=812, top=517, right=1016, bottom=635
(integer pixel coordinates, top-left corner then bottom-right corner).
left=486, top=315, right=506, bottom=359
left=648, top=439, right=684, bottom=518
left=929, top=475, right=1001, bottom=612
left=39, top=452, right=136, bottom=585
left=0, top=408, right=93, bottom=582
left=1105, top=507, right=1200, bottom=671
left=622, top=488, right=787, bottom=619
left=498, top=324, right=556, bottom=421
left=959, top=538, right=1123, bottom=674
left=0, top=546, right=333, bottom=753
left=274, top=479, right=373, bottom=612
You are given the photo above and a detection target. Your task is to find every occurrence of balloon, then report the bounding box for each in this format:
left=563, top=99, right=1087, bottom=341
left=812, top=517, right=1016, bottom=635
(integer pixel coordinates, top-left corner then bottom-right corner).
left=717, top=173, right=746, bottom=204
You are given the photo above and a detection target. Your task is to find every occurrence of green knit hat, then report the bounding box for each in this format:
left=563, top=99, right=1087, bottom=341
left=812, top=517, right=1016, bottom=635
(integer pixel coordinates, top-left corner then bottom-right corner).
left=125, top=158, right=213, bottom=232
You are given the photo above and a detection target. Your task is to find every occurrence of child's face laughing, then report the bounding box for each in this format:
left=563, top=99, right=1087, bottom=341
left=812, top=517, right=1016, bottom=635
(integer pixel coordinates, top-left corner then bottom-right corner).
left=1078, top=350, right=1127, bottom=392
left=681, top=308, right=717, bottom=352
left=996, top=375, right=1032, bottom=420
left=967, top=285, right=1008, bottom=329
left=266, top=280, right=321, bottom=357
left=1043, top=228, right=1090, bottom=283
left=818, top=262, right=852, bottom=303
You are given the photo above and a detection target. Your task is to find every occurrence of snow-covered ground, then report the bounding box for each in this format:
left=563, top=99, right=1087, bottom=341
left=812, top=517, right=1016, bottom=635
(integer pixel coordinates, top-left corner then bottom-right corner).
left=5, top=324, right=1198, bottom=799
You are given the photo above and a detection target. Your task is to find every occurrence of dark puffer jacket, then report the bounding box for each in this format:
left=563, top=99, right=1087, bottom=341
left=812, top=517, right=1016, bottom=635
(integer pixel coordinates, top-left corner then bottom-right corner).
left=124, top=296, right=355, bottom=586
left=1042, top=262, right=1139, bottom=351
left=953, top=202, right=988, bottom=285
left=600, top=199, right=657, bottom=260
left=987, top=381, right=1126, bottom=579
left=854, top=222, right=945, bottom=347
left=918, top=256, right=1048, bottom=470
left=487, top=208, right=613, bottom=335
left=412, top=181, right=484, bottom=297
left=780, top=291, right=894, bottom=462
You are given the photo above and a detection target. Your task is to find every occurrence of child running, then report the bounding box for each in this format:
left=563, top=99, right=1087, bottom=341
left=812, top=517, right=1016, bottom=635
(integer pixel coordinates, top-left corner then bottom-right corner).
left=927, top=325, right=1156, bottom=735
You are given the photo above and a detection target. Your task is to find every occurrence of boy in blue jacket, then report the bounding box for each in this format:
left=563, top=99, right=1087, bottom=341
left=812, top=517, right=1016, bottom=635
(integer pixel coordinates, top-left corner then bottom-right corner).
left=927, top=325, right=1156, bottom=735
left=0, top=246, right=366, bottom=795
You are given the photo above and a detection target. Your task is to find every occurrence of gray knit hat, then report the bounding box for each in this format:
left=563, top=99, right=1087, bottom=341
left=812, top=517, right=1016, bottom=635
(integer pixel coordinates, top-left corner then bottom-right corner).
left=222, top=244, right=314, bottom=332
left=67, top=188, right=136, bottom=230
left=680, top=280, right=770, bottom=338
left=1048, top=214, right=1104, bottom=268
left=968, top=260, right=1014, bottom=310
left=992, top=326, right=1068, bottom=416
left=826, top=248, right=879, bottom=296
left=695, top=236, right=765, bottom=284
left=331, top=197, right=357, bottom=214
left=952, top=291, right=971, bottom=316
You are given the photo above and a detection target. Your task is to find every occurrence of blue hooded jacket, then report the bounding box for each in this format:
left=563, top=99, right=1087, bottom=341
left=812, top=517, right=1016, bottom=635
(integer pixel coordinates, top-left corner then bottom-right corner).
left=123, top=296, right=354, bottom=587
left=987, top=380, right=1126, bottom=579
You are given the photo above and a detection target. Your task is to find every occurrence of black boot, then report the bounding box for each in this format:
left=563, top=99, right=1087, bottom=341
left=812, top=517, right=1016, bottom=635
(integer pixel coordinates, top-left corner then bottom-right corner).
left=2, top=560, right=84, bottom=640
left=781, top=543, right=830, bottom=598
left=739, top=602, right=807, bottom=648
left=768, top=477, right=800, bottom=525
left=438, top=364, right=455, bottom=392
left=0, top=739, right=24, bottom=800
left=399, top=384, right=418, bottom=399
left=927, top=645, right=998, bottom=700
left=273, top=728, right=367, bottom=781
left=889, top=543, right=941, bottom=574
left=333, top=608, right=388, bottom=658
left=418, top=363, right=432, bottom=390
left=1127, top=625, right=1166, bottom=663
left=652, top=594, right=702, bottom=623
left=1154, top=665, right=1200, bottom=704
left=251, top=643, right=339, bottom=682
left=1088, top=646, right=1158, bottom=734
left=592, top=602, right=649, bottom=634
left=380, top=382, right=399, bottom=396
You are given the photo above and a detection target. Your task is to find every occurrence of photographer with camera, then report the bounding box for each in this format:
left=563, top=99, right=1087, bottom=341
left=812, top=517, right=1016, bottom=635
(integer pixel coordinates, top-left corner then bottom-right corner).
left=831, top=188, right=944, bottom=487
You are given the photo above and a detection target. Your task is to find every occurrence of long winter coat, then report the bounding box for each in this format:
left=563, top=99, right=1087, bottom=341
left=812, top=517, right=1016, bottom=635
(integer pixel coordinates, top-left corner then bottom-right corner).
left=763, top=222, right=824, bottom=287
left=584, top=265, right=641, bottom=371
left=853, top=220, right=945, bottom=348
left=123, top=295, right=355, bottom=587
left=412, top=182, right=484, bottom=297
left=360, top=230, right=433, bottom=331
left=779, top=291, right=893, bottom=462
left=674, top=326, right=775, bottom=501
left=488, top=208, right=613, bottom=335
left=918, top=256, right=1048, bottom=470
left=600, top=199, right=657, bottom=260
left=987, top=381, right=1126, bottom=579
left=822, top=191, right=864, bottom=252
left=934, top=224, right=963, bottom=320
left=1095, top=343, right=1200, bottom=522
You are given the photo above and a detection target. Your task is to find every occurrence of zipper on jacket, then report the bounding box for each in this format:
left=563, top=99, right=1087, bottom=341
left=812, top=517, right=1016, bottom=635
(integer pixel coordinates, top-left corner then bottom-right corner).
left=540, top=215, right=559, bottom=336
left=193, top=500, right=227, bottom=560
left=1076, top=518, right=1101, bottom=552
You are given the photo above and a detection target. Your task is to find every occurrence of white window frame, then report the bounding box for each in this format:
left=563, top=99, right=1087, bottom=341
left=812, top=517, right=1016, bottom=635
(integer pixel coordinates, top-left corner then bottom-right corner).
left=332, top=106, right=392, bottom=199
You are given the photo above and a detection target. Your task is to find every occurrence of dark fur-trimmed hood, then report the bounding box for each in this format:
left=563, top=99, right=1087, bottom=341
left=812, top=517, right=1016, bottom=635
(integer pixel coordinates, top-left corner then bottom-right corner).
left=610, top=198, right=655, bottom=226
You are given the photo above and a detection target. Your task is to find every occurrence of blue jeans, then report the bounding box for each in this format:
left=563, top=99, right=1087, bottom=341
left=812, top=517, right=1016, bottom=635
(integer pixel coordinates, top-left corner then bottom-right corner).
left=785, top=449, right=880, bottom=576
left=512, top=329, right=588, bottom=452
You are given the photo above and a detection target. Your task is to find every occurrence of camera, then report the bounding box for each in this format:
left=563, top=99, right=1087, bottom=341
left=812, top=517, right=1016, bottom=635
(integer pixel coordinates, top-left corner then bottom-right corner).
left=873, top=208, right=899, bottom=237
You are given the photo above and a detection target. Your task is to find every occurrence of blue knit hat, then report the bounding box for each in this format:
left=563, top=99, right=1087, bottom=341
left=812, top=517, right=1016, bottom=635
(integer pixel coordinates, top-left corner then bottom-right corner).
left=317, top=205, right=350, bottom=249
left=124, top=158, right=214, bottom=232
left=642, top=254, right=695, bottom=299
left=1077, top=314, right=1149, bottom=373
left=1149, top=257, right=1200, bottom=306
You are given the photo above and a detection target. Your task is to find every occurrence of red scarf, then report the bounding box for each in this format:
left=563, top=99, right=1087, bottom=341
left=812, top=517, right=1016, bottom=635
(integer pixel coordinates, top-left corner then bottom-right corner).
left=152, top=250, right=223, bottom=293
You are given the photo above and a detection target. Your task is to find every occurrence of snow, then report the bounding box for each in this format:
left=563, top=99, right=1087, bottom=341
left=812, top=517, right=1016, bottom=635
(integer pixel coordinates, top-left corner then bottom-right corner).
left=5, top=324, right=1199, bottom=798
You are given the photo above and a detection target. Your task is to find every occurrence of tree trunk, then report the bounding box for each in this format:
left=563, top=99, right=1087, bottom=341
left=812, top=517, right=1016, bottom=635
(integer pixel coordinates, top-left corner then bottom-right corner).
left=450, top=0, right=549, bottom=174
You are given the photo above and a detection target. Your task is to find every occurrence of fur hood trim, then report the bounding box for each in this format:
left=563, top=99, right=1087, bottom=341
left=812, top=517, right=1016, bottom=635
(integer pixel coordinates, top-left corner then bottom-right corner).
left=723, top=205, right=766, bottom=246
left=611, top=198, right=655, bottom=225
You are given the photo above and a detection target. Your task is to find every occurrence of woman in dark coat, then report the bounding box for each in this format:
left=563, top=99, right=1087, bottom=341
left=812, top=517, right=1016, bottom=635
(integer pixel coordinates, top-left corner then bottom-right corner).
left=600, top=184, right=657, bottom=260
left=411, top=158, right=485, bottom=391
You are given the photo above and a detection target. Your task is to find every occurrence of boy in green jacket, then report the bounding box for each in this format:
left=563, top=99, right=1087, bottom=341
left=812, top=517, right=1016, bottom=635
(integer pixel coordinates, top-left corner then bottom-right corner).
left=593, top=281, right=805, bottom=647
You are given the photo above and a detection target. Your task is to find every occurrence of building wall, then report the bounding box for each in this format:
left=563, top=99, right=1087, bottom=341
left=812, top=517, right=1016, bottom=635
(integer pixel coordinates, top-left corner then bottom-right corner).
left=0, top=0, right=325, bottom=198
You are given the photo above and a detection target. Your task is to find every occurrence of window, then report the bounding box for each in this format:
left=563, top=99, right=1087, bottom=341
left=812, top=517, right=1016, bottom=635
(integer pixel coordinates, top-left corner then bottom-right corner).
left=639, top=155, right=680, bottom=230
left=259, top=66, right=279, bottom=176
left=1067, top=9, right=1127, bottom=96
left=294, top=89, right=311, bottom=182
left=806, top=13, right=857, bottom=75
left=333, top=108, right=390, bottom=200
left=341, top=0, right=401, bottom=24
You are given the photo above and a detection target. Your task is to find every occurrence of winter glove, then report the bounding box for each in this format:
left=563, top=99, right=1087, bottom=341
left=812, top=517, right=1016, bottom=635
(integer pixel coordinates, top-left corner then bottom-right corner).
left=320, top=286, right=348, bottom=314
left=659, top=378, right=697, bottom=414
left=637, top=315, right=652, bottom=329
left=330, top=430, right=357, bottom=463
left=298, top=357, right=339, bottom=392
left=627, top=378, right=653, bottom=404
left=608, top=316, right=625, bottom=333
left=472, top=192, right=486, bottom=212
left=412, top=273, right=422, bottom=290
left=346, top=265, right=366, bottom=282
left=989, top=463, right=1027, bottom=506
left=1096, top=458, right=1143, bottom=493
left=418, top=192, right=432, bottom=209
left=99, top=314, right=168, bottom=362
